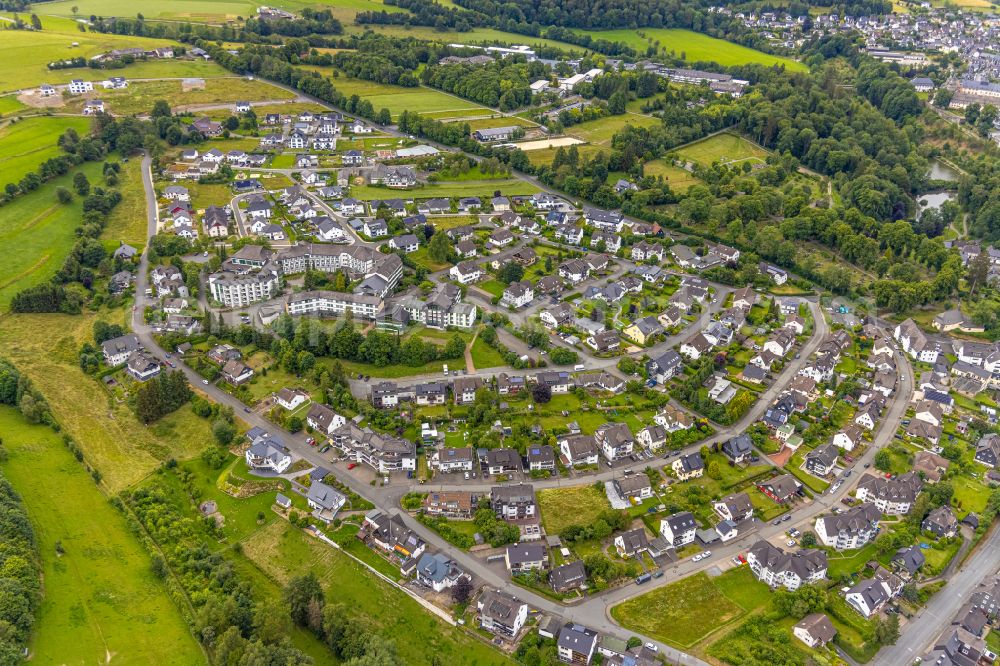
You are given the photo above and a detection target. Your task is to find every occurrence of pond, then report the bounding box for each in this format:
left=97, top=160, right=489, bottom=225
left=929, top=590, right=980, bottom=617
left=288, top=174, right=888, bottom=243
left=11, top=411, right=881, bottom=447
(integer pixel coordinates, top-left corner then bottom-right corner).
left=929, top=160, right=961, bottom=182
left=918, top=191, right=954, bottom=213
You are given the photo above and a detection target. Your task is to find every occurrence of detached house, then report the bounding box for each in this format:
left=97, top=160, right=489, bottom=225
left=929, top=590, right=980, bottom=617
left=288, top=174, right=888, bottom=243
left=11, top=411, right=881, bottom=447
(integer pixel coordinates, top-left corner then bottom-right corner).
left=595, top=422, right=634, bottom=461
left=660, top=511, right=697, bottom=548
left=714, top=492, right=754, bottom=522
left=245, top=435, right=291, bottom=474
left=478, top=590, right=528, bottom=639
left=613, top=474, right=652, bottom=502
left=815, top=503, right=881, bottom=550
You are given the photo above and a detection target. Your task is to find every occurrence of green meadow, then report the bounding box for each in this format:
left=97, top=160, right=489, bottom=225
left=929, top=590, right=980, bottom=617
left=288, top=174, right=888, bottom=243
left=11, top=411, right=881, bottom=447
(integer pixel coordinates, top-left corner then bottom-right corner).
left=0, top=407, right=203, bottom=664
left=0, top=116, right=91, bottom=185
left=574, top=28, right=808, bottom=71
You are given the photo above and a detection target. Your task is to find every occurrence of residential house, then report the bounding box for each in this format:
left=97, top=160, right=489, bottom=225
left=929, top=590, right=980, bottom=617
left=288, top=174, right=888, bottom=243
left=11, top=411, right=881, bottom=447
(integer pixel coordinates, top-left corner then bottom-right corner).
left=307, top=481, right=347, bottom=523
left=614, top=528, right=649, bottom=558
left=660, top=511, right=697, bottom=547
left=550, top=561, right=587, bottom=593
left=559, top=435, right=599, bottom=467
left=855, top=472, right=923, bottom=515
left=722, top=433, right=753, bottom=463
left=714, top=492, right=754, bottom=522
left=557, top=624, right=598, bottom=665
left=672, top=453, right=705, bottom=480
left=415, top=552, right=466, bottom=592
left=793, top=614, right=837, bottom=649
left=613, top=474, right=652, bottom=502
left=505, top=543, right=548, bottom=573
left=922, top=506, right=959, bottom=538
left=595, top=422, right=634, bottom=462
left=245, top=435, right=291, bottom=474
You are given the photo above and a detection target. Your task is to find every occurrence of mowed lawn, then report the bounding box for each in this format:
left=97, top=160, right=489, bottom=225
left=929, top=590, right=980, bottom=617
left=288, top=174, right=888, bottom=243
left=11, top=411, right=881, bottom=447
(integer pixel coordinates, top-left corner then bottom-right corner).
left=0, top=116, right=92, bottom=185
left=0, top=94, right=27, bottom=117
left=0, top=311, right=218, bottom=491
left=243, top=521, right=510, bottom=666
left=676, top=132, right=771, bottom=168
left=568, top=113, right=661, bottom=146
left=0, top=17, right=183, bottom=92
left=538, top=485, right=610, bottom=534
left=572, top=28, right=808, bottom=71
left=611, top=568, right=770, bottom=648
left=0, top=407, right=203, bottom=664
left=644, top=159, right=702, bottom=192
left=0, top=161, right=106, bottom=309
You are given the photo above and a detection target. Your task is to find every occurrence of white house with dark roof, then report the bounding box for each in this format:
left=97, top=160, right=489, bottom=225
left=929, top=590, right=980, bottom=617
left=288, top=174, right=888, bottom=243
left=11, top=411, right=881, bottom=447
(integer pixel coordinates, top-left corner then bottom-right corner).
left=245, top=435, right=291, bottom=473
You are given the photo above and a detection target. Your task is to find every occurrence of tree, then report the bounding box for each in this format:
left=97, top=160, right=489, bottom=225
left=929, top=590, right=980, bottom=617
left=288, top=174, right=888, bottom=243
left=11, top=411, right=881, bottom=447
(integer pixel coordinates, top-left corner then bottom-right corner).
left=284, top=573, right=324, bottom=628
left=532, top=383, right=552, bottom=403
left=874, top=614, right=900, bottom=645
left=706, top=461, right=722, bottom=479
left=451, top=576, right=472, bottom=604
left=212, top=419, right=235, bottom=446
left=427, top=231, right=451, bottom=263
left=151, top=100, right=171, bottom=118
left=873, top=449, right=892, bottom=472
left=497, top=262, right=524, bottom=284
left=72, top=172, right=90, bottom=196
left=55, top=187, right=72, bottom=204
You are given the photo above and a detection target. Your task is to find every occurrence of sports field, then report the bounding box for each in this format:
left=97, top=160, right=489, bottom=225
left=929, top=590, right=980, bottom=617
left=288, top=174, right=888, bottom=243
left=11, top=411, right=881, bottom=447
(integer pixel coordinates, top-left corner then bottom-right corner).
left=0, top=161, right=107, bottom=309
left=0, top=116, right=91, bottom=185
left=460, top=116, right=538, bottom=130
left=0, top=407, right=203, bottom=664
left=573, top=28, right=808, bottom=71
left=675, top=132, right=770, bottom=168
left=0, top=16, right=185, bottom=92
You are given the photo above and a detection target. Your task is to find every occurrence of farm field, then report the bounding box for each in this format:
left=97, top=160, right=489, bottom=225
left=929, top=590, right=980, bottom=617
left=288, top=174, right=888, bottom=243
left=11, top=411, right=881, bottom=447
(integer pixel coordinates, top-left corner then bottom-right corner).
left=343, top=24, right=582, bottom=52
left=611, top=568, right=771, bottom=648
left=420, top=108, right=497, bottom=121
left=0, top=407, right=203, bottom=664
left=352, top=179, right=540, bottom=200
left=644, top=159, right=702, bottom=192
left=675, top=132, right=771, bottom=168
left=0, top=17, right=184, bottom=92
left=326, top=75, right=489, bottom=118
left=572, top=28, right=809, bottom=71
left=64, top=78, right=295, bottom=115
left=0, top=116, right=91, bottom=186
left=243, top=520, right=511, bottom=666
left=37, top=0, right=404, bottom=23
left=538, top=485, right=610, bottom=534
left=568, top=113, right=662, bottom=146
left=0, top=160, right=106, bottom=309
left=0, top=310, right=217, bottom=492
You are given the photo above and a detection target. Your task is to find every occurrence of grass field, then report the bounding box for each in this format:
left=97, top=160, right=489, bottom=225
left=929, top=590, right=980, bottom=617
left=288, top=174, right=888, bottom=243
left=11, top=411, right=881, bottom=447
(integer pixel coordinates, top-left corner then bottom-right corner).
left=0, top=94, right=28, bottom=117
left=65, top=78, right=293, bottom=116
left=0, top=17, right=184, bottom=92
left=538, top=485, right=610, bottom=534
left=644, top=159, right=702, bottom=192
left=526, top=142, right=605, bottom=168
left=0, top=160, right=105, bottom=309
left=102, top=157, right=149, bottom=248
left=611, top=568, right=770, bottom=648
left=0, top=116, right=92, bottom=186
left=0, top=310, right=217, bottom=492
left=469, top=336, right=506, bottom=369
left=421, top=108, right=497, bottom=120
left=459, top=116, right=538, bottom=131
left=572, top=28, right=808, bottom=71
left=675, top=132, right=771, bottom=168
left=0, top=407, right=203, bottom=664
left=326, top=75, right=488, bottom=119
left=243, top=520, right=510, bottom=665
left=352, top=179, right=540, bottom=200
left=567, top=113, right=661, bottom=146
left=343, top=24, right=581, bottom=52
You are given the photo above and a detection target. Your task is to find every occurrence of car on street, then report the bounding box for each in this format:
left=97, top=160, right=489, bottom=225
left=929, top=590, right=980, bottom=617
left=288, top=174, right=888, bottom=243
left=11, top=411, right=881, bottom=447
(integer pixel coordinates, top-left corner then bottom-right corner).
left=244, top=407, right=251, bottom=413
left=202, top=379, right=209, bottom=385
left=781, top=514, right=791, bottom=522
left=645, top=643, right=658, bottom=652
left=772, top=519, right=782, bottom=526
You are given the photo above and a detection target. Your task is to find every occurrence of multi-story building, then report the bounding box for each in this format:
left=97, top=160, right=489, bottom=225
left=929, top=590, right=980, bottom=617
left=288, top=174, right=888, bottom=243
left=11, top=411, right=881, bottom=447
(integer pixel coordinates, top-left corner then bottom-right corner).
left=208, top=270, right=279, bottom=307
left=746, top=540, right=827, bottom=591
left=330, top=423, right=416, bottom=473
left=814, top=504, right=881, bottom=550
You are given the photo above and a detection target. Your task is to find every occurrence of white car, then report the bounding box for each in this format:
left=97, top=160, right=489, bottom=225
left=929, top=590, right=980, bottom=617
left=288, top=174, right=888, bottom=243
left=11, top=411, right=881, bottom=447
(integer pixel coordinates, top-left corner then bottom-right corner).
left=202, top=379, right=209, bottom=385
left=786, top=539, right=796, bottom=547
left=703, top=550, right=712, bottom=558
left=692, top=553, right=704, bottom=562
left=644, top=643, right=658, bottom=653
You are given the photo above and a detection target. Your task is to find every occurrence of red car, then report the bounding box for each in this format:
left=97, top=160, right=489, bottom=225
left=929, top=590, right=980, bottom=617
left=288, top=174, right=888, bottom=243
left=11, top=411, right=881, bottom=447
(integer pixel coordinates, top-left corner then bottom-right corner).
left=347, top=463, right=358, bottom=470
left=307, top=438, right=317, bottom=446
